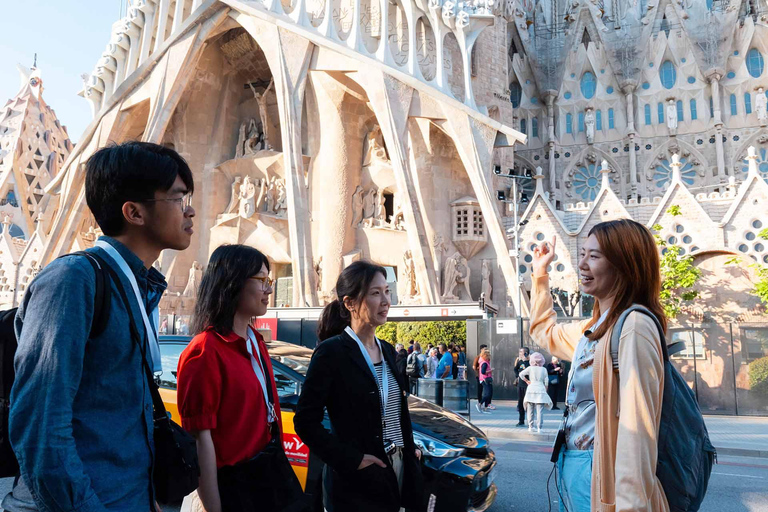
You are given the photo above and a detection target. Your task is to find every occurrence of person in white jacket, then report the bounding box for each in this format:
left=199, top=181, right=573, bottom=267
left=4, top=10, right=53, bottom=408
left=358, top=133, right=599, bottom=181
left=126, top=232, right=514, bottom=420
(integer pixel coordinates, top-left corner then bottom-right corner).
left=518, top=352, right=552, bottom=432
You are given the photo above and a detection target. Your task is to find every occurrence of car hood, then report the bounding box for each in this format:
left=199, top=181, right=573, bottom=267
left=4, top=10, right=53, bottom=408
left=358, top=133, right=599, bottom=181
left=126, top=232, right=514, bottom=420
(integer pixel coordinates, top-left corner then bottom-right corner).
left=407, top=396, right=488, bottom=450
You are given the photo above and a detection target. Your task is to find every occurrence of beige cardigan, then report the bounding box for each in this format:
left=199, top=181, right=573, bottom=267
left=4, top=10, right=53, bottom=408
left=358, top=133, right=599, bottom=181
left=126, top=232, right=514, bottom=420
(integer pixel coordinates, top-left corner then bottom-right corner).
left=529, top=275, right=669, bottom=512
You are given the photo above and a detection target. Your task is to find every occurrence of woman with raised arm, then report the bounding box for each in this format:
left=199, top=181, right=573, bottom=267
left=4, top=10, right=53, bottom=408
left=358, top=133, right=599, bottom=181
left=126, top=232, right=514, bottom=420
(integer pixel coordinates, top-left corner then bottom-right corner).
left=294, top=261, right=424, bottom=512
left=529, top=219, right=669, bottom=512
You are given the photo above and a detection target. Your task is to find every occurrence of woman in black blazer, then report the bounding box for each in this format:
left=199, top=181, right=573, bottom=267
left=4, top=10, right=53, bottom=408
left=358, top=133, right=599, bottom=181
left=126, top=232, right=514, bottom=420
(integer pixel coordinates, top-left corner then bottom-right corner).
left=294, top=261, right=424, bottom=512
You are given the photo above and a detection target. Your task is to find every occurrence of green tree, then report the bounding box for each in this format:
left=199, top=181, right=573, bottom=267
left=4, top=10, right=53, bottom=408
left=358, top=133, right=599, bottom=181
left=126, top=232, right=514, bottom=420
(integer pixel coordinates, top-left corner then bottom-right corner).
left=375, top=322, right=397, bottom=345
left=375, top=321, right=467, bottom=348
left=652, top=206, right=701, bottom=318
left=752, top=229, right=768, bottom=306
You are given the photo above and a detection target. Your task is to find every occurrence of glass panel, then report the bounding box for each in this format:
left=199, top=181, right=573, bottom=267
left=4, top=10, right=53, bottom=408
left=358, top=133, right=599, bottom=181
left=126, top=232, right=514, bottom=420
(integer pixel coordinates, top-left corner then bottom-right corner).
left=581, top=72, right=596, bottom=99
left=158, top=343, right=189, bottom=390
left=273, top=365, right=300, bottom=397
left=660, top=60, right=676, bottom=89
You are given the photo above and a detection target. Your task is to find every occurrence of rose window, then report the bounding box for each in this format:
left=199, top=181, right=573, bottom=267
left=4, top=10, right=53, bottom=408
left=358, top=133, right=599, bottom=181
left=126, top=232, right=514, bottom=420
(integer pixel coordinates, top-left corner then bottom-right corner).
left=573, top=164, right=601, bottom=201
left=653, top=157, right=696, bottom=189
left=741, top=147, right=768, bottom=182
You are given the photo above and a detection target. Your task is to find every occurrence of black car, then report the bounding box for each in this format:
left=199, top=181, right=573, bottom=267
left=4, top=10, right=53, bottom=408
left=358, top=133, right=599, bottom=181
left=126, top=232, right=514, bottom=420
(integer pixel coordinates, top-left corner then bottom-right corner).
left=158, top=336, right=497, bottom=512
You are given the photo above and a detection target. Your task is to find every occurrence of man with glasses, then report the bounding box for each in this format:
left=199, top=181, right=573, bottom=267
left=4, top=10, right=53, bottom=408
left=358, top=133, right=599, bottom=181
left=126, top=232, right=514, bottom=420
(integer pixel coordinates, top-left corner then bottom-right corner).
left=4, top=142, right=195, bottom=512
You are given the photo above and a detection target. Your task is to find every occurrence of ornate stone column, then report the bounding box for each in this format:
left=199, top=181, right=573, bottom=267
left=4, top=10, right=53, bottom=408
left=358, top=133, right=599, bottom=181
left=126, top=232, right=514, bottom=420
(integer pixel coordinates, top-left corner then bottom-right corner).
left=622, top=81, right=638, bottom=199
left=545, top=91, right=557, bottom=196
left=707, top=70, right=726, bottom=178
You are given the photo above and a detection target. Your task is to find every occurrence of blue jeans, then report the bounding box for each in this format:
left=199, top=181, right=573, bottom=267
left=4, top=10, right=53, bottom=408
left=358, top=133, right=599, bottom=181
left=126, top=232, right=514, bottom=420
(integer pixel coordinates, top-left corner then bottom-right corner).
left=556, top=447, right=593, bottom=512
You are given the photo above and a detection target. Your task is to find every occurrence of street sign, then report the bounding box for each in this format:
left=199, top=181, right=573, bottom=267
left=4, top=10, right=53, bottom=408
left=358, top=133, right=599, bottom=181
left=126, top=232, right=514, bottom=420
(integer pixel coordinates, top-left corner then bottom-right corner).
left=496, top=320, right=518, bottom=334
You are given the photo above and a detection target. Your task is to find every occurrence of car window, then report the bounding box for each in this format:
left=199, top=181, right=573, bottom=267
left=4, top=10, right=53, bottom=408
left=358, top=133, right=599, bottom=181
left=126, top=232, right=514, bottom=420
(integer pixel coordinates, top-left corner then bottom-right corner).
left=158, top=343, right=187, bottom=390
left=273, top=365, right=299, bottom=397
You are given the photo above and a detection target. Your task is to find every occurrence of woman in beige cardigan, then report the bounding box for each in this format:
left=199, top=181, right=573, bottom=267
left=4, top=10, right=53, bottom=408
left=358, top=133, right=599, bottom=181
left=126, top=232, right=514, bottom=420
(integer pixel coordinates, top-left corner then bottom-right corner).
left=529, top=219, right=669, bottom=512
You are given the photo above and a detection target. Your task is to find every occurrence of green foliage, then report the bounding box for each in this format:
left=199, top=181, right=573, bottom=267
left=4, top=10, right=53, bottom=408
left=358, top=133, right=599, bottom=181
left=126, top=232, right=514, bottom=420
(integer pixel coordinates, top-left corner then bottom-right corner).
left=749, top=356, right=768, bottom=397
left=760, top=228, right=768, bottom=241
left=375, top=322, right=398, bottom=345
left=375, top=321, right=467, bottom=348
left=652, top=207, right=702, bottom=318
left=732, top=229, right=768, bottom=307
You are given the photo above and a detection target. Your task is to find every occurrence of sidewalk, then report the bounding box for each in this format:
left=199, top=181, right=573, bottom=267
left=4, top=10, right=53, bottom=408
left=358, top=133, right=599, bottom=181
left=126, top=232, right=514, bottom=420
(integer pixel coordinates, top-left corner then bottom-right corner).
left=467, top=400, right=768, bottom=458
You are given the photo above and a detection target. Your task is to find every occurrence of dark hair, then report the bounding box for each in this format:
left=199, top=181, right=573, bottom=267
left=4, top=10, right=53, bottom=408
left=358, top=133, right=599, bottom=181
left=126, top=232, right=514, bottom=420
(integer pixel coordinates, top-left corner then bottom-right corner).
left=479, top=344, right=488, bottom=350
left=521, top=346, right=530, bottom=356
left=85, top=141, right=195, bottom=236
left=585, top=219, right=667, bottom=341
left=191, top=244, right=270, bottom=334
left=316, top=260, right=387, bottom=341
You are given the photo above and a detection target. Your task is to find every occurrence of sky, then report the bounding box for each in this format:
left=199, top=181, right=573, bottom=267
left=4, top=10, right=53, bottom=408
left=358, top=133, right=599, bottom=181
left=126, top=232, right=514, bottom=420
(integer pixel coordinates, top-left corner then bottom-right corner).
left=0, top=1, right=128, bottom=144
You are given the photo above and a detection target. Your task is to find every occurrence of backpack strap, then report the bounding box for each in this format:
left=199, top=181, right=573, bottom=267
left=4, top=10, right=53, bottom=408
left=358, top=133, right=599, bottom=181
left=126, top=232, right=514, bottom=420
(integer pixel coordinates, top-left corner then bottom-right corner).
left=61, top=251, right=111, bottom=339
left=610, top=305, right=669, bottom=372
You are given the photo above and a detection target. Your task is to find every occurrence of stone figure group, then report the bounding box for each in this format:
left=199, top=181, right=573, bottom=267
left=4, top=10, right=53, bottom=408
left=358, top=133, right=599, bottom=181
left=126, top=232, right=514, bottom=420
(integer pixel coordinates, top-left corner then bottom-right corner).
left=224, top=174, right=287, bottom=219
left=401, top=250, right=418, bottom=300
left=441, top=251, right=472, bottom=301
left=350, top=186, right=402, bottom=229
left=235, top=79, right=275, bottom=158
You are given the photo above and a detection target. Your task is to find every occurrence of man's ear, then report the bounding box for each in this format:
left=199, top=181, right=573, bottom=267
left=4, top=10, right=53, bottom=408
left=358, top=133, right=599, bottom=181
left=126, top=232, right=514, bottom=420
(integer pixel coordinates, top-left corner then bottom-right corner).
left=121, top=201, right=147, bottom=228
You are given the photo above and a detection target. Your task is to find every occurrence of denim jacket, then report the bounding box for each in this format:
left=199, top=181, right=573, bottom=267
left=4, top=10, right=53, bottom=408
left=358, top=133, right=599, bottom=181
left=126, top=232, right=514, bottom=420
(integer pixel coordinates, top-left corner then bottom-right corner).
left=4, top=237, right=167, bottom=512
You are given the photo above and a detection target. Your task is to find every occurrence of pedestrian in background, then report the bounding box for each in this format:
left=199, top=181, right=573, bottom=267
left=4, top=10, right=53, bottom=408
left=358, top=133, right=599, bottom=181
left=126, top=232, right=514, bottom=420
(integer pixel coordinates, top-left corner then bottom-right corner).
left=514, top=347, right=531, bottom=426
left=457, top=345, right=467, bottom=379
left=546, top=356, right=565, bottom=410
left=450, top=344, right=459, bottom=379
left=426, top=348, right=439, bottom=379
left=395, top=343, right=408, bottom=382
left=407, top=340, right=415, bottom=354
left=530, top=220, right=670, bottom=511
left=518, top=352, right=552, bottom=432
left=294, top=261, right=424, bottom=512
left=436, top=343, right=453, bottom=379
left=178, top=245, right=303, bottom=512
left=472, top=344, right=488, bottom=408
left=477, top=348, right=494, bottom=414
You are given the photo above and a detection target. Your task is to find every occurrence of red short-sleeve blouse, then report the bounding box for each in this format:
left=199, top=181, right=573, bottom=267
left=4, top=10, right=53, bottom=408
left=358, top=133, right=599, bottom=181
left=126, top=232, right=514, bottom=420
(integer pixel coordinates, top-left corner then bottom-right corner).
left=176, top=326, right=283, bottom=468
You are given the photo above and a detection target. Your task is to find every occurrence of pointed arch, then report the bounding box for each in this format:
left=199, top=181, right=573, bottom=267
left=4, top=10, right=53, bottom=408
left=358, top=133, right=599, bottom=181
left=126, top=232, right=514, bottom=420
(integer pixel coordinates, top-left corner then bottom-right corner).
left=563, top=147, right=626, bottom=201
left=643, top=138, right=709, bottom=192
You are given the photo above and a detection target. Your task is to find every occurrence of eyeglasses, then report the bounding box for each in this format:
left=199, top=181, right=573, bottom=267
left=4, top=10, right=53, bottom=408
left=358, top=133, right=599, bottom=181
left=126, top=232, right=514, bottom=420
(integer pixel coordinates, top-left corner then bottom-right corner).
left=135, top=193, right=193, bottom=211
left=249, top=276, right=274, bottom=290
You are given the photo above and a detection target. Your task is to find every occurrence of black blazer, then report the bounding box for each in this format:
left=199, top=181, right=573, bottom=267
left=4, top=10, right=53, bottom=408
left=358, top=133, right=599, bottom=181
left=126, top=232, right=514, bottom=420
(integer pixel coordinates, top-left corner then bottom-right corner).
left=294, top=331, right=425, bottom=512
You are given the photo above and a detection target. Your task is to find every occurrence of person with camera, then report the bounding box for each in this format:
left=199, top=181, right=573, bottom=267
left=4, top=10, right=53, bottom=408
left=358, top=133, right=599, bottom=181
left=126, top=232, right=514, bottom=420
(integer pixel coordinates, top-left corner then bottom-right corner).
left=294, top=261, right=424, bottom=512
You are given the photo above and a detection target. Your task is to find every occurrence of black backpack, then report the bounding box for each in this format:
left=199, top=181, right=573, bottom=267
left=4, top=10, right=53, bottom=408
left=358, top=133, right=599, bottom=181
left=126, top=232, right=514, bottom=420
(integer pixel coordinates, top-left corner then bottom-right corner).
left=406, top=351, right=421, bottom=378
left=0, top=252, right=111, bottom=478
left=610, top=305, right=716, bottom=512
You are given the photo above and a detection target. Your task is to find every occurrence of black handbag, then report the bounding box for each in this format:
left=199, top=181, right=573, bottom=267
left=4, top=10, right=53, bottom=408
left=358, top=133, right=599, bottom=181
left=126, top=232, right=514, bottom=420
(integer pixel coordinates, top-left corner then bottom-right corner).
left=99, top=256, right=199, bottom=503
left=218, top=423, right=309, bottom=512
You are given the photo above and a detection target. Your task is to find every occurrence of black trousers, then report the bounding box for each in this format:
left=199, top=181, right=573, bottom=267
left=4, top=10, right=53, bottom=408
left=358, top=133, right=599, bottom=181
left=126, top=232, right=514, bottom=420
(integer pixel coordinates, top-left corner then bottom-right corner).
left=516, top=386, right=527, bottom=423
left=481, top=379, right=493, bottom=407
left=548, top=380, right=560, bottom=408
left=409, top=377, right=419, bottom=395
left=476, top=377, right=483, bottom=403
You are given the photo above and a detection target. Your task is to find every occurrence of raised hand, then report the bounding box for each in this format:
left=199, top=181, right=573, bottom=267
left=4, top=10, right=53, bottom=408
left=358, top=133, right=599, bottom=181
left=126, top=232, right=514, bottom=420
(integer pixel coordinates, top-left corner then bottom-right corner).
left=532, top=236, right=557, bottom=277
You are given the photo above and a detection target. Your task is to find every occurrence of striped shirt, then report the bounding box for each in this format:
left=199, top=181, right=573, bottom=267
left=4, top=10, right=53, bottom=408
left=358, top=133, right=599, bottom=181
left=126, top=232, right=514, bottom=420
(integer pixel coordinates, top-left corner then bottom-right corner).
left=373, top=361, right=404, bottom=447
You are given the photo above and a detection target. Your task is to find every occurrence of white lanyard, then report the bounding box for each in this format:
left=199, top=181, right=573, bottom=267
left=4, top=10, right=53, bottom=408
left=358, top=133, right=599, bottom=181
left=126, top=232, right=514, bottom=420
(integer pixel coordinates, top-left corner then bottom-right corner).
left=345, top=326, right=389, bottom=426
left=94, top=240, right=162, bottom=373
left=246, top=329, right=277, bottom=425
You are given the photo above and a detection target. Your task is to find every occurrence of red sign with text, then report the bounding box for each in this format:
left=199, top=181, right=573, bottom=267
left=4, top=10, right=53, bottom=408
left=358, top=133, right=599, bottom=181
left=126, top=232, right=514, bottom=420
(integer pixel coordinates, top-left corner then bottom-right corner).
left=254, top=317, right=278, bottom=339
left=282, top=433, right=310, bottom=467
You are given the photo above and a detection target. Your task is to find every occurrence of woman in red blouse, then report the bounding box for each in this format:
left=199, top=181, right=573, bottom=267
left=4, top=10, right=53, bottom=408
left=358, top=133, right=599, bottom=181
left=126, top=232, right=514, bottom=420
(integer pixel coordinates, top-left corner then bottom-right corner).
left=177, top=245, right=301, bottom=512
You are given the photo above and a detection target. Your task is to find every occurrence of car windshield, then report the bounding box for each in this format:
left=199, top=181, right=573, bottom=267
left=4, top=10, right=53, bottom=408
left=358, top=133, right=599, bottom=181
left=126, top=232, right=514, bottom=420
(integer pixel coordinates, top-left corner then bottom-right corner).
left=265, top=341, right=313, bottom=376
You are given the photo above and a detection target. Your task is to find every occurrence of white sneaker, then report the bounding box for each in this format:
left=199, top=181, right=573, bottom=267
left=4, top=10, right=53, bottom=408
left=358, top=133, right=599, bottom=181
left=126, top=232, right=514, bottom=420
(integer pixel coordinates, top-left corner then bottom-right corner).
left=537, top=427, right=542, bottom=433
left=476, top=403, right=482, bottom=413
left=528, top=425, right=533, bottom=432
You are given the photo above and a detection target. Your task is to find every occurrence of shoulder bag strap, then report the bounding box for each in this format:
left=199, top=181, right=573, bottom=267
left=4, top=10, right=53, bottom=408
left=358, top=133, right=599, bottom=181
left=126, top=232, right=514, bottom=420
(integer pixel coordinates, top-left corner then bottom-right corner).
left=92, top=253, right=169, bottom=422
left=62, top=252, right=111, bottom=338
left=610, top=304, right=669, bottom=373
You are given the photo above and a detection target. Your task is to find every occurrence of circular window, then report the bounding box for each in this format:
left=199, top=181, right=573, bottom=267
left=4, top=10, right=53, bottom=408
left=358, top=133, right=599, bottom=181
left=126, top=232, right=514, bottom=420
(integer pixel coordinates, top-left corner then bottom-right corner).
left=553, top=254, right=559, bottom=261
left=738, top=244, right=749, bottom=253
left=691, top=246, right=700, bottom=252
left=753, top=220, right=763, bottom=229
left=746, top=232, right=756, bottom=241
left=675, top=224, right=684, bottom=233
left=581, top=72, right=597, bottom=99
left=660, top=61, right=677, bottom=89
left=764, top=255, right=768, bottom=264
left=530, top=243, right=537, bottom=251
left=547, top=265, right=552, bottom=273
left=524, top=254, right=533, bottom=263
left=536, top=232, right=545, bottom=241
left=683, top=235, right=692, bottom=244
left=556, top=264, right=565, bottom=272
left=661, top=248, right=668, bottom=255
left=756, top=243, right=765, bottom=252
left=678, top=247, right=686, bottom=255
left=668, top=236, right=677, bottom=244
left=564, top=91, right=572, bottom=100
left=519, top=265, right=527, bottom=274
left=747, top=48, right=765, bottom=78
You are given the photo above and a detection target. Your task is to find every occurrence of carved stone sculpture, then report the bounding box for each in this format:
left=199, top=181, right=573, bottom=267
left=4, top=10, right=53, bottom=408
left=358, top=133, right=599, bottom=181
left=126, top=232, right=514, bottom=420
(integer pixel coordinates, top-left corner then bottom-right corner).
left=481, top=260, right=492, bottom=301
left=363, top=127, right=388, bottom=167
left=351, top=185, right=364, bottom=226
left=314, top=256, right=323, bottom=292
left=585, top=108, right=595, bottom=145
left=376, top=191, right=388, bottom=227
left=667, top=99, right=678, bottom=134
left=275, top=179, right=287, bottom=215
left=249, top=78, right=274, bottom=150
left=225, top=176, right=243, bottom=214
left=362, top=188, right=377, bottom=223
left=402, top=250, right=417, bottom=299
left=244, top=118, right=264, bottom=155
left=182, top=261, right=203, bottom=297
left=266, top=176, right=277, bottom=214
left=391, top=197, right=405, bottom=230
left=238, top=176, right=257, bottom=219
left=757, top=88, right=767, bottom=126
left=236, top=123, right=247, bottom=158
left=442, top=252, right=472, bottom=301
